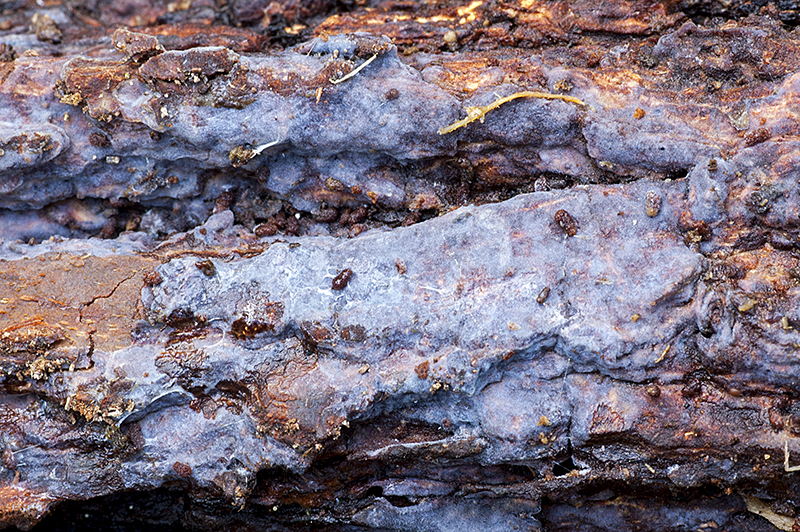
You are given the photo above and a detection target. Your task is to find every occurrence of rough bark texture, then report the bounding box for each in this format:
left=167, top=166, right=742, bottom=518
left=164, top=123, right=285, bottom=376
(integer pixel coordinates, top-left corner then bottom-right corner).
left=3, top=1, right=800, bottom=531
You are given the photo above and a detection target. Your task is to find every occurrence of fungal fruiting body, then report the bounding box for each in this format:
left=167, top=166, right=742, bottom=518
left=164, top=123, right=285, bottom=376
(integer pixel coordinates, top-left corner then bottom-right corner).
left=554, top=209, right=577, bottom=237
left=536, top=286, right=550, bottom=304
left=332, top=268, right=354, bottom=290
left=438, top=91, right=586, bottom=135
left=645, top=191, right=662, bottom=217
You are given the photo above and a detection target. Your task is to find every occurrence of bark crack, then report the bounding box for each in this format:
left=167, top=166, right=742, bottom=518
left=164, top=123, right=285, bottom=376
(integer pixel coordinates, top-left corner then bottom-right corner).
left=78, top=272, right=137, bottom=323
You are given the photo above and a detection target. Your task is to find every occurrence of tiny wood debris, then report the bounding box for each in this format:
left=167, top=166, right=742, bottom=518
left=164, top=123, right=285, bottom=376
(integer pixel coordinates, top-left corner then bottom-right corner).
left=3, top=1, right=800, bottom=531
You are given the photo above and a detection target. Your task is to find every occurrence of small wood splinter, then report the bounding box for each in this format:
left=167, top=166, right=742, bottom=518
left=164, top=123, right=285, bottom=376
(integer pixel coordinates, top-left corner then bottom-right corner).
left=438, top=91, right=586, bottom=135
left=330, top=54, right=378, bottom=85
left=228, top=138, right=280, bottom=167
left=785, top=442, right=800, bottom=472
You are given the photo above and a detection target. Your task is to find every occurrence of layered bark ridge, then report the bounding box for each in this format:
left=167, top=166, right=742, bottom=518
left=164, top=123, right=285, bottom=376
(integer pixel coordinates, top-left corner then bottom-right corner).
left=2, top=1, right=800, bottom=531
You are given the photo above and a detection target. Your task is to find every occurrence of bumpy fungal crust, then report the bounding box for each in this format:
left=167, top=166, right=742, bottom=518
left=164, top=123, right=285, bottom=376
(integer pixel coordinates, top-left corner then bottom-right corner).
left=6, top=1, right=800, bottom=530
left=438, top=91, right=586, bottom=135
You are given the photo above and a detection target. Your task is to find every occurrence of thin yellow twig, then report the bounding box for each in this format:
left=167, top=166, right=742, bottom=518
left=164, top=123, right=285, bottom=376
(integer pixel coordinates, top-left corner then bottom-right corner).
left=654, top=344, right=670, bottom=364
left=438, top=91, right=586, bottom=135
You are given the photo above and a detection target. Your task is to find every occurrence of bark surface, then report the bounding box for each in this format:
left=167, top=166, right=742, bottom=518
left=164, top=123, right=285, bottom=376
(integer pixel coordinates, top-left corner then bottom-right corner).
left=2, top=1, right=800, bottom=531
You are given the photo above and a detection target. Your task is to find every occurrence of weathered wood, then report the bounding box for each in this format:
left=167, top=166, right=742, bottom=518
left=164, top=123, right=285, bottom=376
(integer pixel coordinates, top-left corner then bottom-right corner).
left=2, top=1, right=800, bottom=530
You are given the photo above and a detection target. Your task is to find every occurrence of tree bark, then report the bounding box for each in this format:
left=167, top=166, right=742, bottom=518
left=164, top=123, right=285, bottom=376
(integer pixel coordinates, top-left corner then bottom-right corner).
left=2, top=1, right=800, bottom=530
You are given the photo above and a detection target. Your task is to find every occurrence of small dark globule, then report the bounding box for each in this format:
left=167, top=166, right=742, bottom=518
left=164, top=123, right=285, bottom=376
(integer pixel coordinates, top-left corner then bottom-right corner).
left=195, top=259, right=215, bottom=277
left=172, top=461, right=192, bottom=478
left=166, top=308, right=201, bottom=328
left=325, top=177, right=346, bottom=192
left=743, top=127, right=771, bottom=147
left=255, top=223, right=277, bottom=237
left=340, top=324, right=366, bottom=342
left=2, top=448, right=17, bottom=470
left=314, top=206, right=339, bottom=223
left=646, top=383, right=661, bottom=398
left=332, top=268, right=354, bottom=290
left=143, top=270, right=162, bottom=286
left=645, top=191, right=661, bottom=217
left=343, top=206, right=368, bottom=225
left=554, top=209, right=577, bottom=237
left=230, top=318, right=272, bottom=339
left=89, top=132, right=111, bottom=148
left=536, top=286, right=550, bottom=304
left=682, top=379, right=703, bottom=398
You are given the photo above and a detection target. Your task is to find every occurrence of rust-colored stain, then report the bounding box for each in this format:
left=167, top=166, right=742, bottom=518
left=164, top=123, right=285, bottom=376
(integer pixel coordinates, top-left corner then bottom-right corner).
left=0, top=253, right=155, bottom=358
